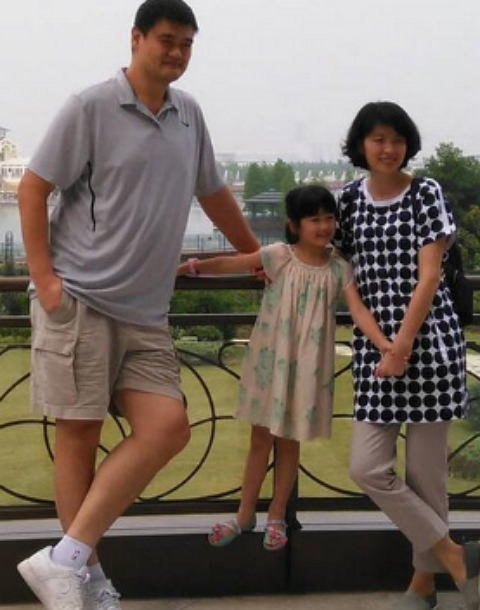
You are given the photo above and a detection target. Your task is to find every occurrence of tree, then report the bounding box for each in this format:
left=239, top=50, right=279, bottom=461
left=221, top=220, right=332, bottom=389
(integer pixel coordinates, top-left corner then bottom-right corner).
left=423, top=143, right=480, bottom=225
left=270, top=159, right=296, bottom=194
left=243, top=163, right=268, bottom=200
left=243, top=159, right=297, bottom=202
left=422, top=143, right=480, bottom=271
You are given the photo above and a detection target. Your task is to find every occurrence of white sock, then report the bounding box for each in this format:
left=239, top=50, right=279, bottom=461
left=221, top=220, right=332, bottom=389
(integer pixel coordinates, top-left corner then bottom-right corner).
left=89, top=562, right=107, bottom=582
left=51, top=535, right=92, bottom=571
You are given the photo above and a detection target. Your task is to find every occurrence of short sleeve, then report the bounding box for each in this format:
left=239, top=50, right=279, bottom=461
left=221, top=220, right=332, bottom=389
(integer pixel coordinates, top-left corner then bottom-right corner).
left=191, top=104, right=225, bottom=198
left=330, top=254, right=354, bottom=290
left=414, top=178, right=456, bottom=248
left=260, top=242, right=291, bottom=282
left=29, top=95, right=90, bottom=191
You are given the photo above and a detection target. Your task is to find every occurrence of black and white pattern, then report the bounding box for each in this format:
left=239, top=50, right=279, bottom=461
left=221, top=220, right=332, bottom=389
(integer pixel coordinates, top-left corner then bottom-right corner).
left=336, top=177, right=468, bottom=424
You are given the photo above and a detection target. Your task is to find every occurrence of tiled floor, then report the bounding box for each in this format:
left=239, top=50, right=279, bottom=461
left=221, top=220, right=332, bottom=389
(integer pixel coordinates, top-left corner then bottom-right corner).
left=0, top=591, right=465, bottom=609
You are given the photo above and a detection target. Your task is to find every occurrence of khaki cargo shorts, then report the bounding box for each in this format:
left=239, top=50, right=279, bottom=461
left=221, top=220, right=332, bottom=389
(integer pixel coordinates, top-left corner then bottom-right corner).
left=30, top=291, right=183, bottom=420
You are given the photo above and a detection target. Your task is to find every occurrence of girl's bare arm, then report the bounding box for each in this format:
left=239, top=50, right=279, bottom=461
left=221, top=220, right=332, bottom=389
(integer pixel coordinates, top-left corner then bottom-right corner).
left=178, top=251, right=262, bottom=276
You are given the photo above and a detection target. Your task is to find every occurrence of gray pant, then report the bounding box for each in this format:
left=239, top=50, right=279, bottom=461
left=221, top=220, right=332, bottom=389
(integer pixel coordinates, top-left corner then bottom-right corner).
left=350, top=420, right=450, bottom=573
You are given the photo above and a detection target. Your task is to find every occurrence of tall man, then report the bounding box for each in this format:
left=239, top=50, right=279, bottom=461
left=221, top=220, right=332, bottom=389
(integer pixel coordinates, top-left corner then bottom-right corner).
left=17, top=1, right=259, bottom=608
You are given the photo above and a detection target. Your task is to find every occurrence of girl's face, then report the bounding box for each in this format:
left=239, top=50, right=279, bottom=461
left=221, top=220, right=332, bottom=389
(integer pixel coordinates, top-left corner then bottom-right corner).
left=293, top=210, right=336, bottom=249
left=362, top=124, right=407, bottom=174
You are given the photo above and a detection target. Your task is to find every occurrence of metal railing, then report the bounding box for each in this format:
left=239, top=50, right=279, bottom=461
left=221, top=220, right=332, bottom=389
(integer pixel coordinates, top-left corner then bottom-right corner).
left=2, top=274, right=480, bottom=520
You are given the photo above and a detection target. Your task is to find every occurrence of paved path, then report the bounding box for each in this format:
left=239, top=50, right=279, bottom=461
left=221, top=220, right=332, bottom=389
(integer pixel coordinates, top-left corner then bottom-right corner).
left=0, top=591, right=466, bottom=609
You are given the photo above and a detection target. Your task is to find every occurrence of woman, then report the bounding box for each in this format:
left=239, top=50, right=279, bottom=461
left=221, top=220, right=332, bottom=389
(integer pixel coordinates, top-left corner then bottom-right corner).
left=336, top=100, right=478, bottom=610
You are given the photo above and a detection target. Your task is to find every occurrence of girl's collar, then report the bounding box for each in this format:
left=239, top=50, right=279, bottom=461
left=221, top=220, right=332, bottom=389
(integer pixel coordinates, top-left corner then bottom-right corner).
left=289, top=244, right=333, bottom=269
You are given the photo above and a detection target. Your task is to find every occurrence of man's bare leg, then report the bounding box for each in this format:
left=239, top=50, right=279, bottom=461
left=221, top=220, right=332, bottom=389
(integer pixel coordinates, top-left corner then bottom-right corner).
left=54, top=419, right=103, bottom=565
left=66, top=389, right=190, bottom=548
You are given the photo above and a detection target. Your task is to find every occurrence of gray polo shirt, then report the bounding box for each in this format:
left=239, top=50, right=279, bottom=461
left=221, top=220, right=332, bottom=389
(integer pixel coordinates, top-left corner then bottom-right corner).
left=29, top=69, right=224, bottom=325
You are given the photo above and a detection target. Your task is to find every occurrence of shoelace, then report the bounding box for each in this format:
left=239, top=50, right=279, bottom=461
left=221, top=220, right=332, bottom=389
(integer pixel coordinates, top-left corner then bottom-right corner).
left=94, top=586, right=121, bottom=609
left=73, top=570, right=90, bottom=594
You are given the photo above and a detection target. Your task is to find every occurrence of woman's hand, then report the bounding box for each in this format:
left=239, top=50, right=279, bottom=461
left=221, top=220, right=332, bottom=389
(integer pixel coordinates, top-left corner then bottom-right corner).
left=375, top=348, right=410, bottom=378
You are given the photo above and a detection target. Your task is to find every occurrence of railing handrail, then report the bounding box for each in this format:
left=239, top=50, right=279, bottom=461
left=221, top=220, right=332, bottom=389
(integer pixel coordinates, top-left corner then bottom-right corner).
left=2, top=275, right=480, bottom=328
left=3, top=273, right=480, bottom=291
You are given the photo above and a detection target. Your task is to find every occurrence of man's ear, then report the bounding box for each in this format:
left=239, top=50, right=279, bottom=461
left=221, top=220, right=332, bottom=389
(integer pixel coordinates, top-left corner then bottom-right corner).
left=131, top=27, right=142, bottom=53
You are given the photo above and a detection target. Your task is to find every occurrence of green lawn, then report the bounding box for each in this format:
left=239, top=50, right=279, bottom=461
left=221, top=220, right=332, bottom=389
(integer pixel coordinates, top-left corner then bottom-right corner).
left=1, top=328, right=479, bottom=507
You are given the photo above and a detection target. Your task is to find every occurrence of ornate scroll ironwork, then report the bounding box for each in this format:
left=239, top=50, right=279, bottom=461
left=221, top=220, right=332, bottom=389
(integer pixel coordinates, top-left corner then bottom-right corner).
left=1, top=276, right=480, bottom=514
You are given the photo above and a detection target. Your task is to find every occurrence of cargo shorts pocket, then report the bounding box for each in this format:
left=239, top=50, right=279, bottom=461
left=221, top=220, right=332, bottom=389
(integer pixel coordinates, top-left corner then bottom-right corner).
left=31, top=331, right=78, bottom=407
left=45, top=291, right=77, bottom=327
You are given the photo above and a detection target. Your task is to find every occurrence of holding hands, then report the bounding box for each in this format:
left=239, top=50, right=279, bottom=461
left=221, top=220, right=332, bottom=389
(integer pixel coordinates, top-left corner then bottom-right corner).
left=375, top=340, right=411, bottom=378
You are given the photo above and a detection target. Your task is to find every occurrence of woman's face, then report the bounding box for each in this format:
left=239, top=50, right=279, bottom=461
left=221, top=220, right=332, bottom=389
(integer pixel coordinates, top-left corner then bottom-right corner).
left=362, top=124, right=407, bottom=174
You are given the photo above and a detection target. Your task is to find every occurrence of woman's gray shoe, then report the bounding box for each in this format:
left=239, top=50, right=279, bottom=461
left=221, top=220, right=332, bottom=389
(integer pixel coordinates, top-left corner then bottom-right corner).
left=457, top=540, right=480, bottom=610
left=392, top=590, right=438, bottom=609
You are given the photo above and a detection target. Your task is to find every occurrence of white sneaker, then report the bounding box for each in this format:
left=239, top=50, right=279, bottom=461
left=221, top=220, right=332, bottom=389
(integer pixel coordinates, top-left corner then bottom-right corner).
left=17, top=546, right=89, bottom=610
left=85, top=579, right=121, bottom=610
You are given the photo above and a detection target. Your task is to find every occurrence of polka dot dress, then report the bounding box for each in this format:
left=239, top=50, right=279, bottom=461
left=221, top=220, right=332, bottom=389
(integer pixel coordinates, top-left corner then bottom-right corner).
left=336, top=176, right=468, bottom=424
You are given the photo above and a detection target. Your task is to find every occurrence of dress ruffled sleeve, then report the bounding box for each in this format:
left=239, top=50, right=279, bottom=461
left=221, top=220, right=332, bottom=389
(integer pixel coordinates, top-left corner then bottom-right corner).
left=260, top=242, right=291, bottom=282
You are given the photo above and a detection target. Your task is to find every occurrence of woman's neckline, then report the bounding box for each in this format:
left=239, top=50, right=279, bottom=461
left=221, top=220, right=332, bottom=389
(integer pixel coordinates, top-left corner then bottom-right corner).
left=362, top=178, right=411, bottom=207
left=364, top=174, right=412, bottom=204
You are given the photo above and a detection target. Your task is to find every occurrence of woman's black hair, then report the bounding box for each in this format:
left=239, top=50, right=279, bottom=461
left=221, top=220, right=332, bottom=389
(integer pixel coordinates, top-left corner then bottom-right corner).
left=342, top=101, right=421, bottom=169
left=285, top=185, right=337, bottom=244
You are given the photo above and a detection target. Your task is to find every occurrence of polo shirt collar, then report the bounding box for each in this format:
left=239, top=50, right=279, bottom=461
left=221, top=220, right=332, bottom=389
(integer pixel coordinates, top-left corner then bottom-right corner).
left=114, top=69, right=186, bottom=122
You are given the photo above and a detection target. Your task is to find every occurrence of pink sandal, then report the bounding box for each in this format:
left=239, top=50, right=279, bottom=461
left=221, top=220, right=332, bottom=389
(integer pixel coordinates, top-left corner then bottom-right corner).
left=208, top=516, right=256, bottom=547
left=263, top=519, right=288, bottom=551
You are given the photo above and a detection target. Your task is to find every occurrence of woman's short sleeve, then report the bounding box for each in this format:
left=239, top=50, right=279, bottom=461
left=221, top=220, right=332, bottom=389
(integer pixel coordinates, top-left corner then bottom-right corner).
left=260, top=242, right=291, bottom=281
left=414, top=178, right=456, bottom=248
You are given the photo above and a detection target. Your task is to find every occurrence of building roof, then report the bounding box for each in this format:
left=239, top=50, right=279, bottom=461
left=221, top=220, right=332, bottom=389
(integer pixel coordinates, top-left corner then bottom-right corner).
left=244, top=189, right=282, bottom=205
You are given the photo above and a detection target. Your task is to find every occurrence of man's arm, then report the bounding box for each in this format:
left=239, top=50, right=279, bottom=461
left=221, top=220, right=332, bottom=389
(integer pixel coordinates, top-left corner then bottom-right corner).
left=197, top=186, right=260, bottom=253
left=18, top=169, right=63, bottom=312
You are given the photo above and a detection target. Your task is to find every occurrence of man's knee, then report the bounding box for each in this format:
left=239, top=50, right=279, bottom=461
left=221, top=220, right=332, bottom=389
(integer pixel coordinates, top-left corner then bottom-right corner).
left=149, top=406, right=191, bottom=462
left=170, top=411, right=191, bottom=455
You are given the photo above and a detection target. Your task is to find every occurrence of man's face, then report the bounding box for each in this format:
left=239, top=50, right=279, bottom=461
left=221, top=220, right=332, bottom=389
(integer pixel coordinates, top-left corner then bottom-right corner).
left=131, top=19, right=195, bottom=86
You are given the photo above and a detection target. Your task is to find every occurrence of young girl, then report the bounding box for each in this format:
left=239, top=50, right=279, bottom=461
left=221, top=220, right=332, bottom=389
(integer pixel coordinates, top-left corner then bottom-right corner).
left=178, top=184, right=392, bottom=552
left=336, top=101, right=477, bottom=610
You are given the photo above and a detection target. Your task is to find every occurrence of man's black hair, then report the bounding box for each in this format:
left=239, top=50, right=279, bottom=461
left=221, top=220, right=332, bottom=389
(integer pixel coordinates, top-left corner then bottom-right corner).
left=134, top=0, right=198, bottom=34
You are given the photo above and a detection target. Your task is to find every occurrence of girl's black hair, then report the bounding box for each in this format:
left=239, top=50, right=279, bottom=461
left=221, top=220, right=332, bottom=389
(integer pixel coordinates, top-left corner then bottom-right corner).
left=342, top=101, right=421, bottom=170
left=285, top=185, right=337, bottom=244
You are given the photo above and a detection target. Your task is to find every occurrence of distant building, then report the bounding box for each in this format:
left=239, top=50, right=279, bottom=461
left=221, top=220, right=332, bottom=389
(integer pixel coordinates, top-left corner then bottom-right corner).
left=0, top=128, right=28, bottom=194
left=243, top=189, right=284, bottom=244
left=1, top=157, right=28, bottom=193
left=0, top=134, right=17, bottom=162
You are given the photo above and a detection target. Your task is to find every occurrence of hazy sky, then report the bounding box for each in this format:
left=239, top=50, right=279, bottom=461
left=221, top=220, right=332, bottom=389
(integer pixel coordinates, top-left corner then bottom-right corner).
left=2, top=0, right=479, bottom=162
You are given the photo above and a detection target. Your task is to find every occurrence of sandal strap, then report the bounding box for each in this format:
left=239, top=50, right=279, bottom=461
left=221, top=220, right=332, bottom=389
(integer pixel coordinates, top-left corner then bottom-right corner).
left=266, top=519, right=286, bottom=528
left=213, top=517, right=241, bottom=535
